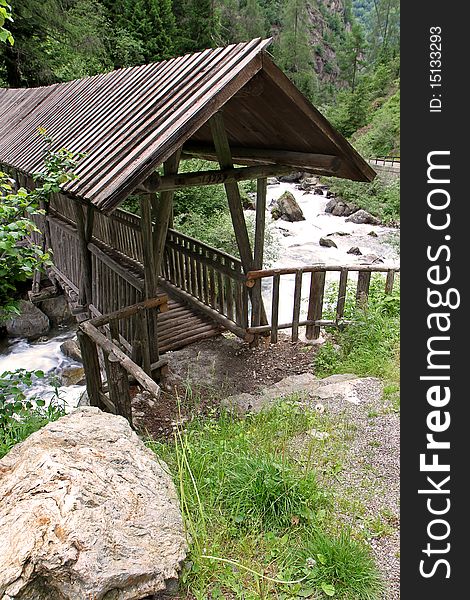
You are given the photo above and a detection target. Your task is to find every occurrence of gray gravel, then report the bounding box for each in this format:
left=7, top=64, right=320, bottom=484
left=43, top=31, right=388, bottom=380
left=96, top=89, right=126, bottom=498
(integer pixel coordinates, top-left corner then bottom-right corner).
left=307, top=377, right=400, bottom=600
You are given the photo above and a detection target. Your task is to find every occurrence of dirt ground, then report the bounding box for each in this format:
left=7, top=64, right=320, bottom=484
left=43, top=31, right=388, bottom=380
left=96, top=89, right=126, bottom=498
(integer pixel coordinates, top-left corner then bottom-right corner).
left=131, top=332, right=319, bottom=439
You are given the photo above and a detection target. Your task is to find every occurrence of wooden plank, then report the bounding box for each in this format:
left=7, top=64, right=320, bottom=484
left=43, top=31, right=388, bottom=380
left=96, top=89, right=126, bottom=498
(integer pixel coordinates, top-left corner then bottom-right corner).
left=152, top=149, right=182, bottom=275
left=336, top=268, right=348, bottom=321
left=107, top=352, right=133, bottom=425
left=385, top=269, right=395, bottom=294
left=216, top=270, right=224, bottom=314
left=79, top=320, right=161, bottom=398
left=292, top=270, right=303, bottom=342
left=77, top=330, right=105, bottom=410
left=306, top=270, right=326, bottom=340
left=90, top=295, right=168, bottom=327
left=271, top=273, right=280, bottom=344
left=139, top=164, right=294, bottom=192
left=73, top=200, right=93, bottom=306
left=184, top=145, right=342, bottom=173
left=246, top=264, right=399, bottom=282
left=88, top=243, right=144, bottom=291
left=356, top=271, right=371, bottom=308
left=157, top=278, right=252, bottom=341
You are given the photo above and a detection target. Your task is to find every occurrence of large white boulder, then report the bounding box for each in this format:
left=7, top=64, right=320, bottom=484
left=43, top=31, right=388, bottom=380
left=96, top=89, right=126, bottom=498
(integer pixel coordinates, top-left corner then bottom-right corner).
left=0, top=407, right=187, bottom=600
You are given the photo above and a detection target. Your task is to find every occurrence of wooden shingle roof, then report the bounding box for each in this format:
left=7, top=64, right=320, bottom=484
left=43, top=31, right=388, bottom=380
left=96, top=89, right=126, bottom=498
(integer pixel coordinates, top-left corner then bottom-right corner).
left=0, top=38, right=375, bottom=214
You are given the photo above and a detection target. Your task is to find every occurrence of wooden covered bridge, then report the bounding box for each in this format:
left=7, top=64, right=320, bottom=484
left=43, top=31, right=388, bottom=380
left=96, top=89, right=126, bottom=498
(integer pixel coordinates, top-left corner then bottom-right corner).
left=0, top=38, right=393, bottom=419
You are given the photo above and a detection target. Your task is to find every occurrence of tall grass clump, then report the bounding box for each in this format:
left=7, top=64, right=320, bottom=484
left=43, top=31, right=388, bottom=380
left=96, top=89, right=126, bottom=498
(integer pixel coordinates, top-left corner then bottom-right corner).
left=314, top=275, right=400, bottom=406
left=148, top=399, right=383, bottom=598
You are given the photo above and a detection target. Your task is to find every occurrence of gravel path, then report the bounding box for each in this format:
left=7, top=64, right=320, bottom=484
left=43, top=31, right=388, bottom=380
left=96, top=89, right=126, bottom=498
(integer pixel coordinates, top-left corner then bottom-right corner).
left=306, top=377, right=400, bottom=600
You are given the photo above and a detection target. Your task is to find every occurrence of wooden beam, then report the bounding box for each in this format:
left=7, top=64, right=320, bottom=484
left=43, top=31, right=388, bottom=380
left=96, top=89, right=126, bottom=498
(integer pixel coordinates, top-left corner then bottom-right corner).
left=260, top=54, right=377, bottom=182
left=250, top=178, right=267, bottom=341
left=140, top=195, right=160, bottom=365
left=73, top=200, right=93, bottom=306
left=137, top=164, right=294, bottom=193
left=152, top=149, right=182, bottom=275
left=209, top=113, right=254, bottom=272
left=79, top=320, right=161, bottom=399
left=183, top=144, right=342, bottom=173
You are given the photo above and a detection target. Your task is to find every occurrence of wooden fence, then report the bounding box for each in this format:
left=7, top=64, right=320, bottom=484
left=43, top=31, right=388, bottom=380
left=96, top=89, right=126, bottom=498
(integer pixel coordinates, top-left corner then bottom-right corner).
left=77, top=295, right=169, bottom=423
left=245, top=265, right=399, bottom=343
left=163, top=229, right=248, bottom=326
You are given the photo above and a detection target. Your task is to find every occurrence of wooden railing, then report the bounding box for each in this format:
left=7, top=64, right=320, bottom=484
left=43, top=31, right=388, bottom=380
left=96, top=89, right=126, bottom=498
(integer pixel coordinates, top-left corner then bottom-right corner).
left=245, top=265, right=399, bottom=343
left=78, top=295, right=169, bottom=425
left=162, top=229, right=249, bottom=333
left=370, top=156, right=400, bottom=167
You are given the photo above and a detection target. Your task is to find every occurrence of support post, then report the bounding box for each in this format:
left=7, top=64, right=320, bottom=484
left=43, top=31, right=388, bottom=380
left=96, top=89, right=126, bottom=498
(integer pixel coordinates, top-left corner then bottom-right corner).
left=209, top=112, right=268, bottom=328
left=152, top=149, right=182, bottom=275
left=140, top=195, right=160, bottom=367
left=107, top=352, right=133, bottom=425
left=77, top=329, right=105, bottom=410
left=73, top=200, right=94, bottom=307
left=250, top=177, right=267, bottom=345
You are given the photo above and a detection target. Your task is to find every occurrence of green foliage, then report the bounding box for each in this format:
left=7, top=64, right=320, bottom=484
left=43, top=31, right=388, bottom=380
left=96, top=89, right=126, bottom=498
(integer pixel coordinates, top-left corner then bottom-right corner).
left=0, top=130, right=85, bottom=312
left=274, top=0, right=318, bottom=101
left=322, top=175, right=400, bottom=224
left=314, top=275, right=400, bottom=387
left=148, top=400, right=382, bottom=598
left=116, top=0, right=176, bottom=62
left=0, top=368, right=66, bottom=458
left=352, top=88, right=400, bottom=157
left=0, top=0, right=14, bottom=45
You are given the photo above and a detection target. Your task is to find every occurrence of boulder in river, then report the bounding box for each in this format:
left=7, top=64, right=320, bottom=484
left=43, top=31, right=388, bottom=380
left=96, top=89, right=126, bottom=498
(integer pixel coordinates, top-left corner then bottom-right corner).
left=345, top=209, right=381, bottom=225
left=271, top=191, right=305, bottom=222
left=60, top=338, right=82, bottom=363
left=325, top=197, right=358, bottom=217
left=4, top=300, right=50, bottom=340
left=39, top=295, right=73, bottom=326
left=347, top=246, right=362, bottom=255
left=60, top=365, right=85, bottom=386
left=319, top=237, right=337, bottom=248
left=0, top=407, right=187, bottom=600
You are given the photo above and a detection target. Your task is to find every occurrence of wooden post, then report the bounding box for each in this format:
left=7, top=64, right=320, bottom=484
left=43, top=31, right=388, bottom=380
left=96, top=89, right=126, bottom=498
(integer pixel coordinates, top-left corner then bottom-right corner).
left=209, top=113, right=254, bottom=272
left=107, top=352, right=133, bottom=426
left=77, top=329, right=105, bottom=410
left=385, top=269, right=395, bottom=294
left=356, top=271, right=371, bottom=308
left=140, top=195, right=160, bottom=367
left=210, top=113, right=268, bottom=328
left=73, top=200, right=93, bottom=307
left=250, top=177, right=267, bottom=345
left=306, top=270, right=326, bottom=340
left=336, top=268, right=348, bottom=322
left=152, top=149, right=182, bottom=276
left=292, top=270, right=303, bottom=342
left=271, top=273, right=280, bottom=344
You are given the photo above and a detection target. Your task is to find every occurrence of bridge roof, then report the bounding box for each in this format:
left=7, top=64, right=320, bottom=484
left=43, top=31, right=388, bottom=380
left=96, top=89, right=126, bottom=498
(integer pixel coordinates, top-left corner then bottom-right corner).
left=0, top=38, right=375, bottom=214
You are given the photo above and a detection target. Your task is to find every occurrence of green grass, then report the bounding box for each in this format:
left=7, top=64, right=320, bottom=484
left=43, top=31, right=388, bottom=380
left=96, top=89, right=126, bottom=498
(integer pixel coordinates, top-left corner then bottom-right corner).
left=148, top=400, right=383, bottom=599
left=314, top=275, right=400, bottom=409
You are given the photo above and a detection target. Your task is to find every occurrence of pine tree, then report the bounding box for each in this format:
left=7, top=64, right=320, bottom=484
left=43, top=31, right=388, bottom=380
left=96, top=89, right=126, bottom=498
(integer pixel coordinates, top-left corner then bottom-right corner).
left=240, top=0, right=267, bottom=41
left=119, top=0, right=177, bottom=62
left=339, top=21, right=367, bottom=91
left=175, top=0, right=218, bottom=54
left=274, top=0, right=318, bottom=101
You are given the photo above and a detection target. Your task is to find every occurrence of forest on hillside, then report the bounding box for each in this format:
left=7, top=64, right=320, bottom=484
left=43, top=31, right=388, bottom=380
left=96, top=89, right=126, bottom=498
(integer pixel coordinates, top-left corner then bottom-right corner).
left=1, top=0, right=399, bottom=157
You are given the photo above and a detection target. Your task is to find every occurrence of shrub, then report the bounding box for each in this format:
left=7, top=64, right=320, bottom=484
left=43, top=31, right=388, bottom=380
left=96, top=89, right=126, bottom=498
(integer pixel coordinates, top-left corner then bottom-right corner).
left=0, top=369, right=66, bottom=458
